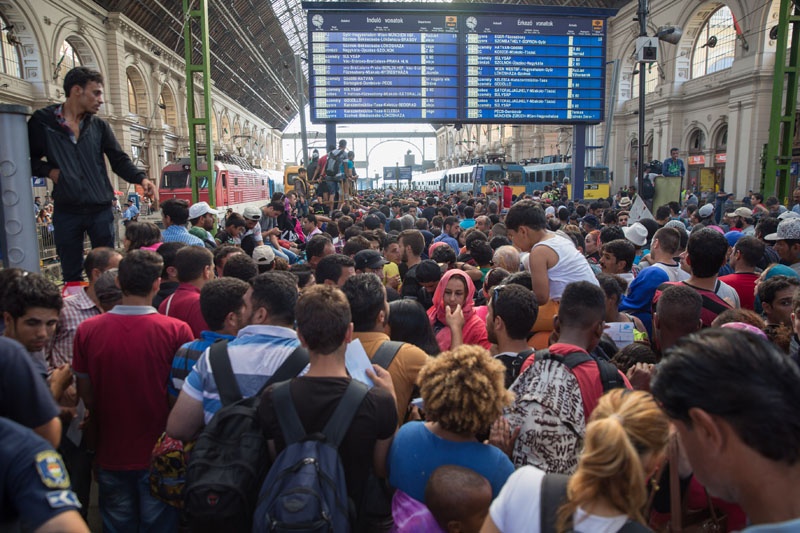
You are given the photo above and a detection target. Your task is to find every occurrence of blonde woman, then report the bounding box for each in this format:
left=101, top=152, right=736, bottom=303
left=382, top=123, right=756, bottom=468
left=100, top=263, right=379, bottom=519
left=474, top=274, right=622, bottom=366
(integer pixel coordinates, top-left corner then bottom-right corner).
left=483, top=389, right=669, bottom=532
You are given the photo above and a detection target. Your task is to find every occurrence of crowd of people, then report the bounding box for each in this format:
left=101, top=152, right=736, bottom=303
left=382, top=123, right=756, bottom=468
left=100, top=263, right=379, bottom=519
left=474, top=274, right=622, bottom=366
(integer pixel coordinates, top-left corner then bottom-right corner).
left=3, top=173, right=800, bottom=533
left=9, top=64, right=798, bottom=533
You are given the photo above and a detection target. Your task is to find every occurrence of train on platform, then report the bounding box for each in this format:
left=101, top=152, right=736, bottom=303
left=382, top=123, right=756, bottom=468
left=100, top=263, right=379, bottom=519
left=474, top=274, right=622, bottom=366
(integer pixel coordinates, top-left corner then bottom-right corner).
left=158, top=154, right=284, bottom=212
left=523, top=161, right=611, bottom=200
left=376, top=160, right=611, bottom=200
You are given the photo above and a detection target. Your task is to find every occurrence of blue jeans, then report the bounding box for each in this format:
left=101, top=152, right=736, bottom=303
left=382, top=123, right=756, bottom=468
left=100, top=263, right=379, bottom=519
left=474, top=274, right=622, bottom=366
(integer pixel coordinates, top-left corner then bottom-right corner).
left=97, top=468, right=178, bottom=533
left=269, top=243, right=298, bottom=264
left=52, top=207, right=114, bottom=282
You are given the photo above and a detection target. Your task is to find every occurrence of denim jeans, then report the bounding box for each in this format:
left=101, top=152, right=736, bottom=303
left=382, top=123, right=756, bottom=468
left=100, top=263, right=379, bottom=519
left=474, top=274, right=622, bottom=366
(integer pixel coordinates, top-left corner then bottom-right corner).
left=52, top=207, right=114, bottom=282
left=269, top=243, right=298, bottom=264
left=97, top=468, right=178, bottom=533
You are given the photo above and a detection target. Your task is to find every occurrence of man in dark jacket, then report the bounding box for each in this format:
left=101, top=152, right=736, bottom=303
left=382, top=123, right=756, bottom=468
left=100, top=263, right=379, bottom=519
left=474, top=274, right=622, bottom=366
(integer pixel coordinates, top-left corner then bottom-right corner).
left=28, top=67, right=156, bottom=282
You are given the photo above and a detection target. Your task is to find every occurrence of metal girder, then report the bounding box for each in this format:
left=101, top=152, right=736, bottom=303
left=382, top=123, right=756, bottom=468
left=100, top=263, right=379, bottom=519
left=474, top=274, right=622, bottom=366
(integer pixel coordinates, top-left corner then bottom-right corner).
left=764, top=0, right=800, bottom=202
left=183, top=0, right=214, bottom=206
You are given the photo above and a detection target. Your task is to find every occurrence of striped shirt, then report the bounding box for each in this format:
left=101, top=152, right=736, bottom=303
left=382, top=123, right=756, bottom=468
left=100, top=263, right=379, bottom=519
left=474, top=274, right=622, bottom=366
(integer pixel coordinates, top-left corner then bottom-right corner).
left=181, top=325, right=302, bottom=423
left=162, top=224, right=205, bottom=247
left=47, top=289, right=100, bottom=369
left=167, top=331, right=235, bottom=397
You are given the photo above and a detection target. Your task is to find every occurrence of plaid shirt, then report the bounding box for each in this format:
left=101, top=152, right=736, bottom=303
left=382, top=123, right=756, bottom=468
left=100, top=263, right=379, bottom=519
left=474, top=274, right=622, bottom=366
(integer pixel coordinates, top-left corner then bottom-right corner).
left=48, top=288, right=100, bottom=369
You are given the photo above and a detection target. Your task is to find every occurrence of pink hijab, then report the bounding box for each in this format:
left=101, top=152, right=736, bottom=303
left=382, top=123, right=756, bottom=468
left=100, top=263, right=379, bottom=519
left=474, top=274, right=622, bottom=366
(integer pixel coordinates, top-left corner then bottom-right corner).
left=426, top=269, right=490, bottom=351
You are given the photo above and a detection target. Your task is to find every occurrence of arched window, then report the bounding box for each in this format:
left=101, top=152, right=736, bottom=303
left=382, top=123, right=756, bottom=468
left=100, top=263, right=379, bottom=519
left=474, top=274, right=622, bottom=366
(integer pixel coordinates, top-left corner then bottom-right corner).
left=1, top=14, right=23, bottom=78
left=689, top=129, right=706, bottom=153
left=630, top=61, right=659, bottom=96
left=692, top=6, right=736, bottom=78
left=127, top=77, right=137, bottom=116
left=57, top=40, right=82, bottom=78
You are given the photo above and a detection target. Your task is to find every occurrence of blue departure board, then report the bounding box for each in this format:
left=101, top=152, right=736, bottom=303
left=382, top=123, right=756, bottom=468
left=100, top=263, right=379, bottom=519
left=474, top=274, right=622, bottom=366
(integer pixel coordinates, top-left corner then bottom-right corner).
left=309, top=13, right=460, bottom=121
left=305, top=4, right=611, bottom=124
left=464, top=15, right=605, bottom=122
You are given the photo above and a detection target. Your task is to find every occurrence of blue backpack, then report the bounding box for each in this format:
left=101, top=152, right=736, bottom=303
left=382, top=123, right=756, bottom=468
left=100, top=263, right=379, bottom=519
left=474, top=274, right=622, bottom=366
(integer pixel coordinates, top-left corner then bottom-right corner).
left=252, top=379, right=368, bottom=533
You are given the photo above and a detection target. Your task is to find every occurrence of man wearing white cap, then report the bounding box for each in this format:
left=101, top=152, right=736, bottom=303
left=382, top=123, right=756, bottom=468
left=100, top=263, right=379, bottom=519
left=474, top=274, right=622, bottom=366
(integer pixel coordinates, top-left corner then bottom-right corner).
left=765, top=218, right=800, bottom=275
left=189, top=201, right=221, bottom=249
left=732, top=206, right=755, bottom=236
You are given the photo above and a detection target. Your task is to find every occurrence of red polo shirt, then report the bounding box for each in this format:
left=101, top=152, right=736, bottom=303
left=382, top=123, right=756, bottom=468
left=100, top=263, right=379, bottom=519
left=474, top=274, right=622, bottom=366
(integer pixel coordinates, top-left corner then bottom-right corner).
left=158, top=283, right=207, bottom=338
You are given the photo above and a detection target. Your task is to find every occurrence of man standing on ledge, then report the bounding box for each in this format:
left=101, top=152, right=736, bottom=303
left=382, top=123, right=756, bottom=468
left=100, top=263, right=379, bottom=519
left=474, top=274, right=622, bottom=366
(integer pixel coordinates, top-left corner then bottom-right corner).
left=662, top=147, right=686, bottom=181
left=28, top=66, right=157, bottom=283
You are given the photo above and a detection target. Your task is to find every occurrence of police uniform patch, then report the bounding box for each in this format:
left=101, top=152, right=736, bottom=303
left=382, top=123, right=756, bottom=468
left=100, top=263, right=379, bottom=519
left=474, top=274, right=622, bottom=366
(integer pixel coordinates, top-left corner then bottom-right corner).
left=34, top=451, right=71, bottom=489
left=46, top=490, right=81, bottom=509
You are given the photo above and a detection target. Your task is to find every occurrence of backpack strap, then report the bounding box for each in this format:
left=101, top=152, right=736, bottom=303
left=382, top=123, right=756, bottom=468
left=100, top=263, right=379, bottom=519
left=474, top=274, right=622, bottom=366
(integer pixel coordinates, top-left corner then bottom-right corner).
left=272, top=380, right=307, bottom=445
left=597, top=359, right=626, bottom=392
left=539, top=473, right=570, bottom=533
left=258, top=345, right=310, bottom=395
left=209, top=340, right=242, bottom=407
left=372, top=340, right=404, bottom=370
left=322, top=380, right=369, bottom=448
left=559, top=351, right=593, bottom=369
left=542, top=350, right=625, bottom=393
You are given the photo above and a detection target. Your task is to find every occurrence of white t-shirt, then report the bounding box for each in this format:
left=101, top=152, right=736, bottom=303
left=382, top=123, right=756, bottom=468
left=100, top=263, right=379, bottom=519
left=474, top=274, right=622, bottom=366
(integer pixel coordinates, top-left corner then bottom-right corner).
left=648, top=261, right=691, bottom=282
left=716, top=279, right=741, bottom=308
left=532, top=234, right=600, bottom=301
left=489, top=466, right=630, bottom=533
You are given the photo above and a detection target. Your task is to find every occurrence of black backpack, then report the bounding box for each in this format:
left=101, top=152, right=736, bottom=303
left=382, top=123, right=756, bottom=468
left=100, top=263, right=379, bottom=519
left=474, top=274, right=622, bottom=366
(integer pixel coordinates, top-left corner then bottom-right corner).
left=252, top=379, right=369, bottom=533
left=496, top=348, right=535, bottom=389
left=539, top=473, right=651, bottom=533
left=535, top=349, right=627, bottom=393
left=324, top=150, right=345, bottom=178
left=184, top=340, right=309, bottom=533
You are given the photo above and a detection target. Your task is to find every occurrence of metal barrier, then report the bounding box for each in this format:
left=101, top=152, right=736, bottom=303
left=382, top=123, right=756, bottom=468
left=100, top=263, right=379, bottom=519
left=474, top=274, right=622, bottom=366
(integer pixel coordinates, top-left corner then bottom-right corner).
left=34, top=215, right=127, bottom=285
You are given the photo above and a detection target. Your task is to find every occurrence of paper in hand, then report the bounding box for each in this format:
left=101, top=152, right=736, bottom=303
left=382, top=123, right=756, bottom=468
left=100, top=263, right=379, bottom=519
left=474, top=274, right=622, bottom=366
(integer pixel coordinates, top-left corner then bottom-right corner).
left=345, top=339, right=374, bottom=388
left=605, top=322, right=635, bottom=348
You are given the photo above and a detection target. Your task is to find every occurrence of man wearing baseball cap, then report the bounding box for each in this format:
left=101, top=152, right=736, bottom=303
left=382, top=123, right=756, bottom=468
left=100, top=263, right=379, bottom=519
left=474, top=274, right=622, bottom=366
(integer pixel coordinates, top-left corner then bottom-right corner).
left=188, top=201, right=221, bottom=249
left=240, top=206, right=264, bottom=256
left=765, top=218, right=800, bottom=275
left=732, top=206, right=755, bottom=236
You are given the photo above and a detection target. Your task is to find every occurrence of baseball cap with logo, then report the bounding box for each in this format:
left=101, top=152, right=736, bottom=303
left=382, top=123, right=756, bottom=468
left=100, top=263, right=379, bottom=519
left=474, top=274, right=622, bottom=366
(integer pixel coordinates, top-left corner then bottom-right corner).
left=622, top=222, right=648, bottom=247
left=765, top=218, right=800, bottom=241
left=242, top=206, right=262, bottom=221
left=188, top=201, right=220, bottom=220
left=354, top=249, right=387, bottom=271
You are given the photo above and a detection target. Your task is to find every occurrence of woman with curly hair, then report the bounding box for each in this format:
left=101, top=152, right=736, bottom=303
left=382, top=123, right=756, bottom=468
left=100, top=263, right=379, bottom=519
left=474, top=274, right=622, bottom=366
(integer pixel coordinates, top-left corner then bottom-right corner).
left=483, top=389, right=669, bottom=532
left=389, top=345, right=514, bottom=528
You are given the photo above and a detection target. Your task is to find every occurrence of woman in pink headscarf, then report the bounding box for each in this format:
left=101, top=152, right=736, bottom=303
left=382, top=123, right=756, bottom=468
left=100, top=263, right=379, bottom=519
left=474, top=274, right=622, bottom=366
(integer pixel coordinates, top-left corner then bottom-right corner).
left=427, top=269, right=490, bottom=351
